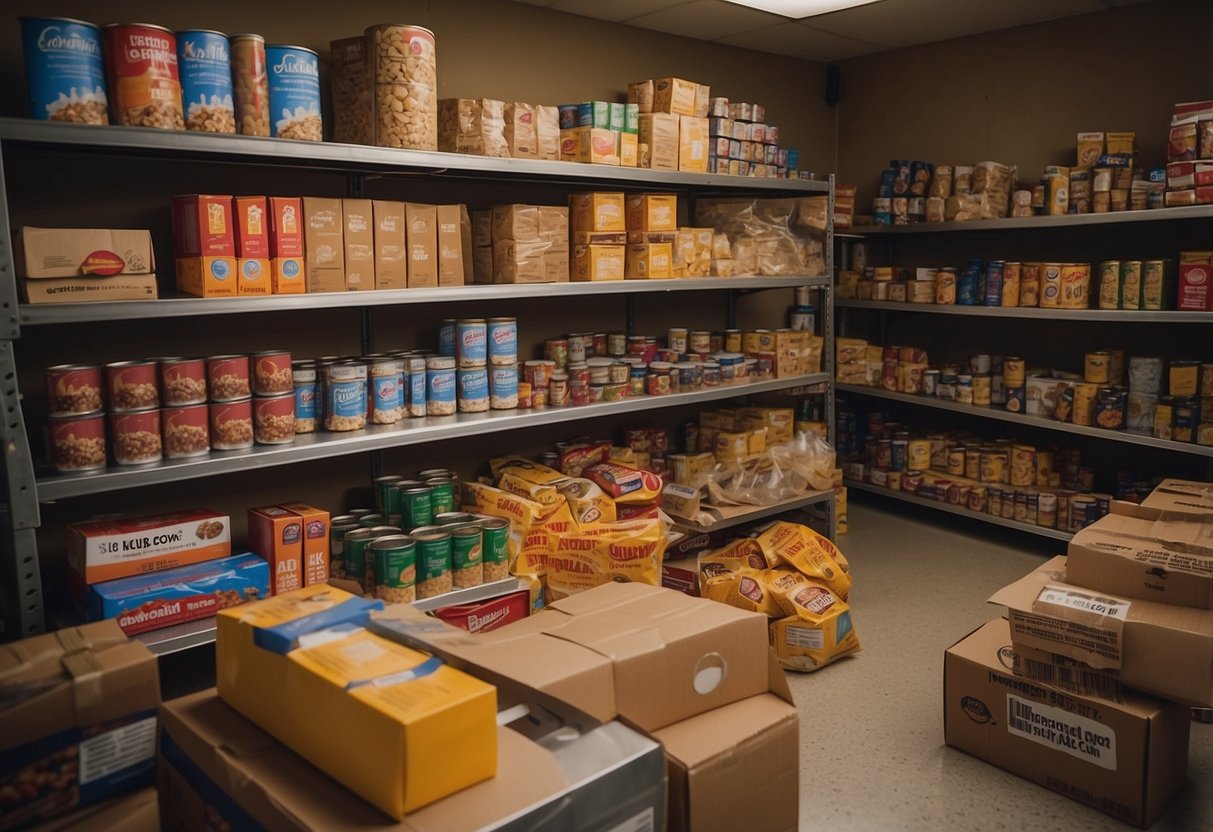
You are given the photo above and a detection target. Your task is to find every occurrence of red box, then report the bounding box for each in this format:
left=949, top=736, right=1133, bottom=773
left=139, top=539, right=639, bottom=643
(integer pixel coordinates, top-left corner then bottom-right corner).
left=278, top=502, right=331, bottom=586
left=234, top=196, right=269, bottom=258
left=1178, top=262, right=1212, bottom=310
left=433, top=589, right=529, bottom=634
left=1197, top=185, right=1213, bottom=205
left=661, top=557, right=702, bottom=596
left=172, top=194, right=235, bottom=257
left=246, top=506, right=304, bottom=595
left=268, top=196, right=304, bottom=258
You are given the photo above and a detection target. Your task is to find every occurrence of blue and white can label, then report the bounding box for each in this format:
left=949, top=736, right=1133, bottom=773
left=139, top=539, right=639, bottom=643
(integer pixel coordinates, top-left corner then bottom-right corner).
left=177, top=29, right=234, bottom=133
left=487, top=317, right=518, bottom=365
left=457, top=320, right=487, bottom=368
left=265, top=45, right=321, bottom=140
left=21, top=17, right=108, bottom=123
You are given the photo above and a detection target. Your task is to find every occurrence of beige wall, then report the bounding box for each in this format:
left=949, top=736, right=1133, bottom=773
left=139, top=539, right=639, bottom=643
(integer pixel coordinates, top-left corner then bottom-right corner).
left=833, top=0, right=1213, bottom=208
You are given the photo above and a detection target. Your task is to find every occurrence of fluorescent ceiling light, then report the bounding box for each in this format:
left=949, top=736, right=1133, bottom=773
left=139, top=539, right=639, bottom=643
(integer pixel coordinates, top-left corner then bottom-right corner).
left=722, top=0, right=884, bottom=19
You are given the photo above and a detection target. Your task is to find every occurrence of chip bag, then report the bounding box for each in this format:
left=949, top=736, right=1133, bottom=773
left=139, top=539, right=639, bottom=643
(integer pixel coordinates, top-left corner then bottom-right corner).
left=499, top=471, right=564, bottom=506
left=490, top=455, right=563, bottom=480
left=461, top=481, right=544, bottom=563
left=583, top=462, right=663, bottom=504
left=513, top=518, right=666, bottom=600
left=698, top=538, right=770, bottom=579
left=555, top=478, right=617, bottom=525
left=755, top=521, right=851, bottom=600
left=769, top=579, right=860, bottom=671
left=558, top=442, right=611, bottom=477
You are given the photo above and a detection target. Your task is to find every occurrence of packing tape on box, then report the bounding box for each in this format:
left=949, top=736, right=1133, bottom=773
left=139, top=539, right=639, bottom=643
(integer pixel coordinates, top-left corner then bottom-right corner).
left=250, top=595, right=384, bottom=655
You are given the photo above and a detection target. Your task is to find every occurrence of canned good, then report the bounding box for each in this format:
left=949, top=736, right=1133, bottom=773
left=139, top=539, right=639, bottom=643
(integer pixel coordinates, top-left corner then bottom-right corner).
left=456, top=318, right=488, bottom=368
left=370, top=359, right=402, bottom=424
left=608, top=331, right=627, bottom=356
left=668, top=328, right=688, bottom=353
left=1037, top=493, right=1058, bottom=528
left=1142, top=260, right=1166, bottom=310
left=405, top=356, right=427, bottom=417
left=209, top=397, right=253, bottom=450
left=490, top=364, right=519, bottom=410
left=106, top=359, right=159, bottom=411
left=373, top=474, right=405, bottom=522
left=426, top=356, right=457, bottom=416
left=984, top=261, right=1004, bottom=306
left=1093, top=387, right=1126, bottom=430
left=109, top=408, right=162, bottom=465
left=901, top=470, right=922, bottom=494
left=956, top=374, right=974, bottom=405
left=458, top=367, right=489, bottom=413
left=327, top=517, right=360, bottom=579
left=1084, top=351, right=1110, bottom=385
left=359, top=513, right=386, bottom=528
left=252, top=350, right=293, bottom=396
left=435, top=512, right=474, bottom=526
left=965, top=485, right=986, bottom=513
left=161, top=403, right=210, bottom=458
left=253, top=393, right=294, bottom=444
left=154, top=357, right=206, bottom=407
left=20, top=17, right=108, bottom=124
left=979, top=448, right=1006, bottom=484
left=414, top=527, right=454, bottom=599
left=1002, top=356, right=1025, bottom=388
left=946, top=446, right=965, bottom=475
left=1013, top=492, right=1029, bottom=523
left=342, top=528, right=378, bottom=592
left=230, top=33, right=269, bottom=136
left=326, top=362, right=368, bottom=431
left=438, top=319, right=457, bottom=357
left=524, top=359, right=555, bottom=390
left=907, top=439, right=931, bottom=470
left=265, top=44, right=321, bottom=141
left=964, top=447, right=981, bottom=480
left=1097, top=261, right=1120, bottom=310
left=45, top=363, right=103, bottom=416
left=1071, top=496, right=1098, bottom=531
left=449, top=524, right=484, bottom=589
left=545, top=339, right=569, bottom=369
left=425, top=478, right=456, bottom=515
left=102, top=24, right=183, bottom=129
left=972, top=373, right=991, bottom=406
left=348, top=508, right=373, bottom=519
left=689, top=330, right=711, bottom=354
left=475, top=517, right=510, bottom=582
left=368, top=24, right=437, bottom=151
left=568, top=333, right=589, bottom=364
left=399, top=486, right=433, bottom=530
left=48, top=412, right=107, bottom=471
left=487, top=317, right=518, bottom=365
left=549, top=371, right=570, bottom=406
left=207, top=354, right=251, bottom=402
left=566, top=362, right=591, bottom=388
left=372, top=535, right=417, bottom=603
left=1010, top=444, right=1035, bottom=487
left=176, top=30, right=234, bottom=133
left=292, top=366, right=316, bottom=434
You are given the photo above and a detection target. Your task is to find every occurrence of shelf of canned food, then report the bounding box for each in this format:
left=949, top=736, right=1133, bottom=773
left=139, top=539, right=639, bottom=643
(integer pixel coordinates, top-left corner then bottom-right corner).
left=18, top=275, right=830, bottom=326
left=836, top=385, right=1213, bottom=457
left=844, top=204, right=1213, bottom=235
left=834, top=298, right=1213, bottom=322
left=843, top=479, right=1074, bottom=542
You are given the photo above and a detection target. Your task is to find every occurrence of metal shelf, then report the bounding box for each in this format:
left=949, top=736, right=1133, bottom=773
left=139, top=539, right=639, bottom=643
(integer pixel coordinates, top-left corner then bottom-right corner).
left=834, top=298, right=1213, bottom=323
left=0, top=118, right=830, bottom=193
left=668, top=489, right=834, bottom=534
left=20, top=275, right=830, bottom=325
left=844, top=479, right=1073, bottom=542
left=411, top=577, right=520, bottom=613
left=848, top=205, right=1213, bottom=235
left=36, top=373, right=828, bottom=500
left=836, top=384, right=1213, bottom=458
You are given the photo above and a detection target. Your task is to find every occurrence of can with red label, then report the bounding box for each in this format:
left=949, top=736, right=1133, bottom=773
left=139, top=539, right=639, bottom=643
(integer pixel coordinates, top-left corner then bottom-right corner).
left=254, top=393, right=295, bottom=444
left=252, top=350, right=292, bottom=396
left=105, top=359, right=159, bottom=411
left=48, top=412, right=107, bottom=471
left=159, top=357, right=207, bottom=405
left=210, top=397, right=253, bottom=449
left=110, top=408, right=163, bottom=465
left=102, top=23, right=184, bottom=129
left=45, top=363, right=103, bottom=416
left=162, top=403, right=210, bottom=458
left=207, top=354, right=251, bottom=401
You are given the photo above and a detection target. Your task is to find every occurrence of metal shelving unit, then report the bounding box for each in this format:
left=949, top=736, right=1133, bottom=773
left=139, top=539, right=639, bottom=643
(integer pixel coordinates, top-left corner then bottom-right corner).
left=836, top=384, right=1213, bottom=458
left=668, top=489, right=834, bottom=534
left=835, top=298, right=1213, bottom=323
left=0, top=120, right=836, bottom=640
left=847, top=205, right=1213, bottom=235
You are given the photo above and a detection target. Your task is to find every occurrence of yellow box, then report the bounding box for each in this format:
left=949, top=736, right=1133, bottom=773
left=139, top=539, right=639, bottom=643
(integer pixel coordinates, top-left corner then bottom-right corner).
left=737, top=407, right=794, bottom=445
left=747, top=428, right=768, bottom=455
left=625, top=194, right=678, bottom=232
left=619, top=131, right=638, bottom=167
left=714, top=431, right=749, bottom=462
left=271, top=257, right=305, bottom=294
left=562, top=127, right=619, bottom=165
left=653, top=77, right=698, bottom=116
left=625, top=243, right=673, bottom=279
left=176, top=256, right=237, bottom=298
left=774, top=330, right=809, bottom=378
left=678, top=116, right=709, bottom=173
left=237, top=257, right=270, bottom=295
left=216, top=585, right=497, bottom=820
left=570, top=192, right=626, bottom=233
left=572, top=244, right=625, bottom=281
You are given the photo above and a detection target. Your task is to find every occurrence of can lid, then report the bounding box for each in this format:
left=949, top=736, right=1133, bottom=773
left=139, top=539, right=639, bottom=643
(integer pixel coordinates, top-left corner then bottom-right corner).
left=21, top=16, right=99, bottom=29
left=104, top=22, right=174, bottom=34
left=176, top=29, right=229, bottom=38
left=371, top=535, right=415, bottom=549
left=229, top=33, right=266, bottom=42
left=266, top=44, right=319, bottom=56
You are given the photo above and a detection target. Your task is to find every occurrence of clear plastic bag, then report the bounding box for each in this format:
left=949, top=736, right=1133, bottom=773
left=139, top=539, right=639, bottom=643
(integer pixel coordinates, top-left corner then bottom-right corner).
left=704, top=430, right=836, bottom=507
left=695, top=197, right=823, bottom=276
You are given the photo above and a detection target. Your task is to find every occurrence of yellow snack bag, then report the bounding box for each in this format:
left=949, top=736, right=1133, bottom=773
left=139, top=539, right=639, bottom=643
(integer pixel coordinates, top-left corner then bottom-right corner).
left=461, top=481, right=543, bottom=563
left=583, top=462, right=662, bottom=504
left=755, top=521, right=851, bottom=600
left=769, top=579, right=860, bottom=671
left=555, top=478, right=617, bottom=525
left=498, top=471, right=564, bottom=505
left=514, top=518, right=666, bottom=600
left=608, top=446, right=638, bottom=465
left=697, top=538, right=769, bottom=579
left=703, top=568, right=779, bottom=617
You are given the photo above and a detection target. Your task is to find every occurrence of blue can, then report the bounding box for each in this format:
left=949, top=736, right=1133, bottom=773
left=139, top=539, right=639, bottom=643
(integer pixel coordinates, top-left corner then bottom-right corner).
left=457, top=368, right=489, bottom=413
left=20, top=17, right=108, bottom=123
left=438, top=320, right=456, bottom=357
left=371, top=369, right=401, bottom=424
left=487, top=317, right=518, bottom=363
left=490, top=365, right=518, bottom=409
left=177, top=29, right=234, bottom=133
left=426, top=358, right=457, bottom=416
left=406, top=357, right=427, bottom=417
left=293, top=378, right=316, bottom=424
left=456, top=319, right=487, bottom=368
left=958, top=261, right=982, bottom=305
left=325, top=363, right=367, bottom=431
left=558, top=104, right=579, bottom=130
left=984, top=260, right=1004, bottom=307
left=265, top=44, right=321, bottom=140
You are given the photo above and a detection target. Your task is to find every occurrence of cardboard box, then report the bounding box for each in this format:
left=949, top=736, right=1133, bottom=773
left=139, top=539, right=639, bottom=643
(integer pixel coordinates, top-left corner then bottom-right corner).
left=236, top=257, right=270, bottom=295
left=654, top=692, right=798, bottom=832
left=371, top=200, right=406, bottom=290
left=269, top=196, right=304, bottom=258
left=405, top=203, right=438, bottom=288
left=87, top=553, right=269, bottom=635
left=176, top=256, right=236, bottom=298
left=679, top=116, right=709, bottom=173
left=66, top=509, right=231, bottom=596
left=270, top=257, right=304, bottom=294
left=988, top=556, right=1213, bottom=706
left=278, top=502, right=330, bottom=587
left=1141, top=478, right=1213, bottom=517
left=435, top=204, right=464, bottom=287
left=17, top=227, right=155, bottom=278
left=626, top=193, right=678, bottom=232
left=472, top=209, right=492, bottom=247
left=653, top=77, right=698, bottom=116
left=736, top=407, right=795, bottom=445
left=472, top=244, right=493, bottom=284
left=233, top=196, right=269, bottom=258
left=303, top=197, right=344, bottom=291
left=492, top=204, right=540, bottom=242
left=625, top=243, right=673, bottom=279
left=493, top=238, right=547, bottom=284
left=945, top=619, right=1189, bottom=828
left=433, top=589, right=530, bottom=634
left=27, top=787, right=158, bottom=832
left=459, top=205, right=475, bottom=284
left=570, top=192, right=625, bottom=233
left=545, top=248, right=570, bottom=282
left=628, top=80, right=655, bottom=113
left=619, top=131, right=638, bottom=167
left=639, top=113, right=679, bottom=171
left=341, top=198, right=375, bottom=291
left=1178, top=261, right=1212, bottom=310
left=172, top=194, right=235, bottom=257
left=538, top=205, right=568, bottom=245
left=1066, top=503, right=1213, bottom=609
left=246, top=506, right=304, bottom=595
left=573, top=244, right=625, bottom=282
left=560, top=126, right=619, bottom=165
left=22, top=274, right=159, bottom=304
left=1, top=621, right=160, bottom=829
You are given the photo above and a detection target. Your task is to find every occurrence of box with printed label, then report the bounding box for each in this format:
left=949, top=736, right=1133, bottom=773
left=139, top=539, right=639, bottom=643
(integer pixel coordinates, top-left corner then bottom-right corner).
left=945, top=618, right=1189, bottom=829
left=303, top=197, right=345, bottom=292
left=493, top=239, right=547, bottom=284
left=619, top=131, right=638, bottom=167
left=566, top=126, right=619, bottom=165
left=268, top=196, right=303, bottom=258
left=639, top=113, right=679, bottom=171
left=342, top=199, right=375, bottom=291
left=625, top=194, right=678, bottom=232
left=661, top=556, right=702, bottom=596
left=247, top=506, right=304, bottom=595
left=66, top=510, right=231, bottom=598
left=1140, top=478, right=1213, bottom=517
left=435, top=205, right=464, bottom=287
left=172, top=194, right=235, bottom=257
left=653, top=78, right=698, bottom=117
left=678, top=116, right=709, bottom=173
left=233, top=196, right=269, bottom=258
left=371, top=200, right=406, bottom=290
left=405, top=203, right=438, bottom=288
left=572, top=244, right=625, bottom=282
left=22, top=274, right=159, bottom=304
left=236, top=257, right=270, bottom=295
left=433, top=589, right=530, bottom=634
left=570, top=192, right=626, bottom=233
left=277, top=502, right=330, bottom=587
left=270, top=257, right=304, bottom=294
left=17, top=227, right=156, bottom=279
left=0, top=620, right=160, bottom=830
left=176, top=256, right=237, bottom=298
left=87, top=553, right=269, bottom=635
left=625, top=243, right=673, bottom=279
left=28, top=786, right=159, bottom=832
left=988, top=555, right=1213, bottom=706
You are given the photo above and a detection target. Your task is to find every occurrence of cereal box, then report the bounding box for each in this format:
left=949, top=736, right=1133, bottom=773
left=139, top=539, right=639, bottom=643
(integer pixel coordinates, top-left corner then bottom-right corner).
left=247, top=506, right=304, bottom=595
left=278, top=502, right=330, bottom=586
left=172, top=194, right=235, bottom=257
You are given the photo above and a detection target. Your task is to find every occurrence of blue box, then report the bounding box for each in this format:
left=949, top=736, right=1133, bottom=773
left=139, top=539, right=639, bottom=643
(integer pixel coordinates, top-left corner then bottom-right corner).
left=577, top=101, right=610, bottom=129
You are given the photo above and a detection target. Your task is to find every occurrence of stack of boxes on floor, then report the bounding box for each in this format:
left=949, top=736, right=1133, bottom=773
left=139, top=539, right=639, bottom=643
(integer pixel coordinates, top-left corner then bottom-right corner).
left=945, top=477, right=1213, bottom=828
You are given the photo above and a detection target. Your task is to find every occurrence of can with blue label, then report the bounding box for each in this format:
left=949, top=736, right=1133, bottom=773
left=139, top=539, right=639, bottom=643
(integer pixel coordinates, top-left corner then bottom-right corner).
left=292, top=363, right=316, bottom=433
left=984, top=260, right=1004, bottom=306
left=490, top=365, right=518, bottom=410
left=487, top=317, right=518, bottom=365
left=177, top=29, right=234, bottom=133
left=456, top=318, right=487, bottom=368
left=265, top=44, right=322, bottom=141
left=324, top=362, right=367, bottom=431
left=426, top=357, right=456, bottom=416
left=371, top=359, right=402, bottom=424
left=458, top=368, right=489, bottom=413
left=20, top=17, right=108, bottom=124
left=957, top=262, right=981, bottom=305
left=438, top=319, right=456, bottom=357
left=405, top=356, right=427, bottom=417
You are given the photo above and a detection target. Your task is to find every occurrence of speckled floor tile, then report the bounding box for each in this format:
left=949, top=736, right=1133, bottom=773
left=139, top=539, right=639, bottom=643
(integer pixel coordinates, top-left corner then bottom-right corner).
left=791, top=500, right=1211, bottom=831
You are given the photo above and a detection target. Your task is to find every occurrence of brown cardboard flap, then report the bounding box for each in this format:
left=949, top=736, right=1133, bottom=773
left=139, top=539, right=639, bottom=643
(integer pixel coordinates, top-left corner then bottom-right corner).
left=27, top=787, right=158, bottom=832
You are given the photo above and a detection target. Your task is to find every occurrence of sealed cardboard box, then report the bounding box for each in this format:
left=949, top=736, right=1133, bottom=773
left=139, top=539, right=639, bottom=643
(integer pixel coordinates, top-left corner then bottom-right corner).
left=436, top=204, right=464, bottom=287
left=342, top=198, right=375, bottom=291
left=988, top=556, right=1213, bottom=706
left=176, top=256, right=238, bottom=298
left=679, top=117, right=709, bottom=173
left=1, top=621, right=160, bottom=830
left=625, top=243, right=673, bottom=279
left=270, top=257, right=304, bottom=294
left=303, top=197, right=345, bottom=292
left=492, top=204, right=540, bottom=242
left=236, top=257, right=270, bottom=295
left=945, top=618, right=1189, bottom=829
left=1141, top=478, right=1213, bottom=517
left=233, top=196, right=269, bottom=258
left=639, top=113, right=679, bottom=171
left=570, top=192, right=626, bottom=233
left=538, top=206, right=569, bottom=245
left=172, top=194, right=235, bottom=257
left=278, top=502, right=331, bottom=586
left=661, top=556, right=702, bottom=596
left=405, top=203, right=438, bottom=288
left=653, top=77, right=698, bottom=116
left=626, top=193, right=678, bottom=232
left=561, top=126, right=619, bottom=165
left=17, top=227, right=155, bottom=278
left=619, top=131, right=638, bottom=168
left=545, top=248, right=570, bottom=283
left=460, top=205, right=475, bottom=284
left=573, top=244, right=625, bottom=282
left=372, top=200, right=407, bottom=290
left=247, top=506, right=304, bottom=595
left=494, top=239, right=547, bottom=284
left=472, top=244, right=493, bottom=284
left=23, top=274, right=159, bottom=304
left=628, top=80, right=654, bottom=113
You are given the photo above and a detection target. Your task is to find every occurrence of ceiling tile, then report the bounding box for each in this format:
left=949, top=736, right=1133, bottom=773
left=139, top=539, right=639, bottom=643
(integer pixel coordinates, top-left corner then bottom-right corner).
left=625, top=1, right=783, bottom=41
left=551, top=0, right=687, bottom=22
left=715, top=21, right=884, bottom=61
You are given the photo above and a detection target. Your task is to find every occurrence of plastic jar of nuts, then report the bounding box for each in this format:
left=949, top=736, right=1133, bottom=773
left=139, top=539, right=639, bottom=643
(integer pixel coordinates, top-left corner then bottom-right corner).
left=367, top=24, right=437, bottom=151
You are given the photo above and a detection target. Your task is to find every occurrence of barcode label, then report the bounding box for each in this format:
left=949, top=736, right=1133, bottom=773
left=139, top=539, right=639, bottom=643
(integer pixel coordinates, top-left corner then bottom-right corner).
left=1036, top=586, right=1131, bottom=621
left=1006, top=695, right=1117, bottom=771
left=1017, top=656, right=1126, bottom=703
left=785, top=625, right=824, bottom=650
left=606, top=807, right=655, bottom=832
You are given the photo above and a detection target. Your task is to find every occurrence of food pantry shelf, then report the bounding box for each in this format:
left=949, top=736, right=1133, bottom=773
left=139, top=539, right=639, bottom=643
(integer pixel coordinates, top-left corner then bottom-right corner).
left=20, top=275, right=830, bottom=325
left=847, top=204, right=1213, bottom=235
left=844, top=479, right=1074, bottom=543
left=36, top=372, right=829, bottom=501
left=410, top=577, right=519, bottom=613
left=669, top=490, right=834, bottom=534
left=836, top=384, right=1213, bottom=457
left=834, top=299, right=1213, bottom=323
left=0, top=118, right=831, bottom=193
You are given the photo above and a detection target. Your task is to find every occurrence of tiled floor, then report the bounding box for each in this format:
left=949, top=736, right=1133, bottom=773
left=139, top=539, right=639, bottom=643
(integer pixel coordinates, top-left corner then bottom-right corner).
left=790, top=499, right=1211, bottom=832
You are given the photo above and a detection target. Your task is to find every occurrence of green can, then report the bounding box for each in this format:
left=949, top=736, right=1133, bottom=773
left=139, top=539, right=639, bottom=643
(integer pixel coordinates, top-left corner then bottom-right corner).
left=359, top=513, right=385, bottom=528
left=372, top=535, right=417, bottom=603
left=413, top=527, right=453, bottom=599
left=435, top=511, right=475, bottom=525
left=450, top=524, right=483, bottom=589
left=400, top=486, right=434, bottom=530
left=348, top=508, right=373, bottom=519
left=329, top=516, right=361, bottom=579
left=425, top=478, right=456, bottom=515
left=1120, top=261, right=1142, bottom=310
left=362, top=526, right=402, bottom=592
left=374, top=474, right=405, bottom=520
left=1142, top=260, right=1166, bottom=310
left=417, top=468, right=454, bottom=481
left=477, top=517, right=510, bottom=582
left=343, top=529, right=378, bottom=590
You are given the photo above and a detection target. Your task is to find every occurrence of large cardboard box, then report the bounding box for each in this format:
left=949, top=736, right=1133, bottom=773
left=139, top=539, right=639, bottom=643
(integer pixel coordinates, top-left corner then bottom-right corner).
left=652, top=77, right=698, bottom=116
left=372, top=200, right=407, bottom=290
left=303, top=197, right=345, bottom=293
left=26, top=787, right=158, bottom=832
left=639, top=113, right=679, bottom=171
left=16, top=227, right=155, bottom=278
left=176, top=256, right=237, bottom=298
left=570, top=192, right=626, bottom=233
left=572, top=244, right=625, bottom=282
left=944, top=619, right=1189, bottom=828
left=492, top=204, right=540, bottom=242
left=626, top=193, right=678, bottom=232
left=1066, top=502, right=1213, bottom=608
left=278, top=502, right=331, bottom=587
left=158, top=689, right=664, bottom=832
left=1, top=621, right=160, bottom=830
left=405, top=203, right=438, bottom=288
left=22, top=274, right=159, bottom=304
left=493, top=239, right=547, bottom=284
left=1140, top=478, right=1213, bottom=517
left=988, top=556, right=1213, bottom=706
left=436, top=204, right=465, bottom=287
left=342, top=198, right=375, bottom=291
